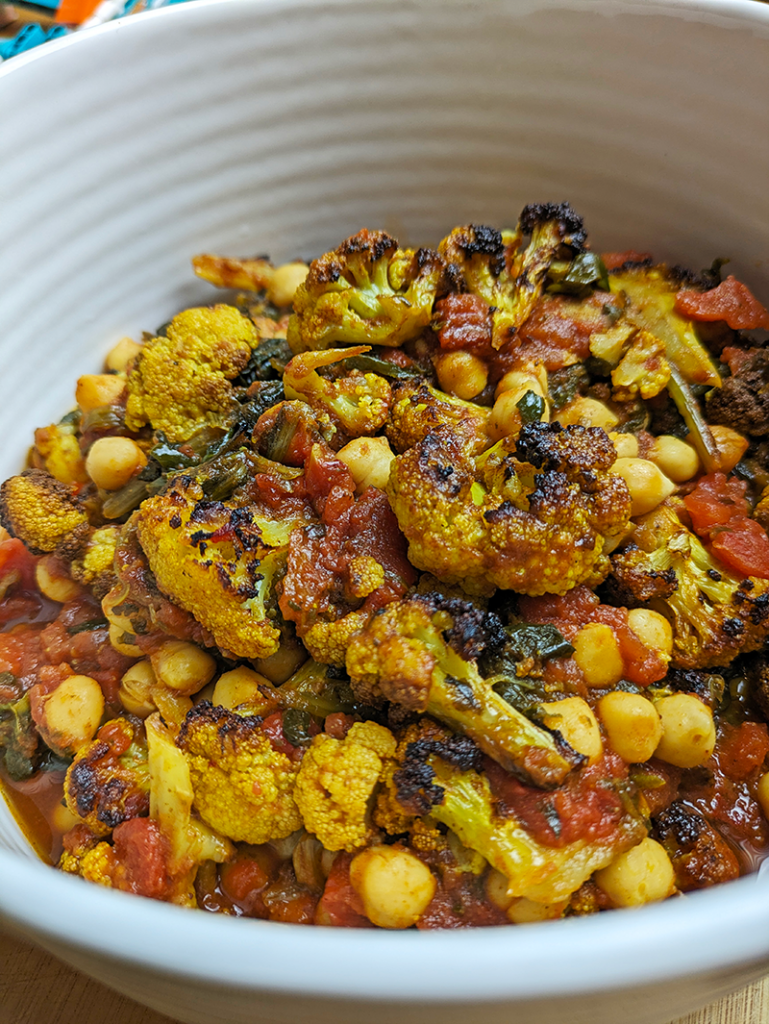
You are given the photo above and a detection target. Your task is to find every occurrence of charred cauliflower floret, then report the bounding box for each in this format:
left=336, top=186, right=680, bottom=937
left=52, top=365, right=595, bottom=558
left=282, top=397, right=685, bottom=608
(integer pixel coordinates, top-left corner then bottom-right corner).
left=64, top=717, right=150, bottom=837
left=439, top=204, right=588, bottom=350
left=387, top=420, right=631, bottom=597
left=287, top=230, right=450, bottom=353
left=283, top=345, right=391, bottom=440
left=345, top=593, right=582, bottom=789
left=294, top=720, right=396, bottom=852
left=0, top=469, right=89, bottom=554
left=135, top=475, right=309, bottom=660
left=69, top=525, right=119, bottom=599
left=610, top=505, right=769, bottom=670
left=177, top=702, right=301, bottom=845
left=125, top=306, right=258, bottom=443
left=386, top=379, right=491, bottom=456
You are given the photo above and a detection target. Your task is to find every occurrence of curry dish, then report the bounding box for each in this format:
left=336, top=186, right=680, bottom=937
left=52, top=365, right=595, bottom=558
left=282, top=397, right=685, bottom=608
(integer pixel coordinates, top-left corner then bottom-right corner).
left=2, top=203, right=769, bottom=928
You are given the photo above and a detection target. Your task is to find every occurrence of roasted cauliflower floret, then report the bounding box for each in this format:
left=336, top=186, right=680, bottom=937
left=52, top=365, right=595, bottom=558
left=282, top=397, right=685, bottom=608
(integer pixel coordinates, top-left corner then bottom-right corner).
left=387, top=420, right=631, bottom=597
left=33, top=420, right=88, bottom=485
left=287, top=229, right=449, bottom=353
left=294, top=720, right=396, bottom=852
left=177, top=701, right=301, bottom=845
left=125, top=306, right=258, bottom=442
left=0, top=469, right=89, bottom=554
left=610, top=505, right=769, bottom=670
left=386, top=379, right=491, bottom=456
left=135, top=475, right=308, bottom=660
left=346, top=593, right=582, bottom=788
left=64, top=717, right=150, bottom=837
left=69, top=525, right=119, bottom=598
left=283, top=345, right=391, bottom=440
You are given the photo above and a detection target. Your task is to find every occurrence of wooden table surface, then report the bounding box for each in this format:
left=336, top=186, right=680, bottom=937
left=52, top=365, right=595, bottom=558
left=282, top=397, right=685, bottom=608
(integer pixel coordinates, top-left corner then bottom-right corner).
left=1, top=925, right=768, bottom=1024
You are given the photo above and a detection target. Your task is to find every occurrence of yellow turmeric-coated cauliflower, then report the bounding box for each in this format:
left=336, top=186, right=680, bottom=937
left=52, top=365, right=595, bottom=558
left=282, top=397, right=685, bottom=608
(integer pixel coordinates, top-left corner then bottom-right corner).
left=0, top=469, right=89, bottom=554
left=135, top=475, right=309, bottom=660
left=177, top=702, right=301, bottom=845
left=69, top=525, right=120, bottom=598
left=294, top=720, right=396, bottom=852
left=125, top=305, right=258, bottom=443
left=386, top=379, right=491, bottom=456
left=387, top=420, right=631, bottom=597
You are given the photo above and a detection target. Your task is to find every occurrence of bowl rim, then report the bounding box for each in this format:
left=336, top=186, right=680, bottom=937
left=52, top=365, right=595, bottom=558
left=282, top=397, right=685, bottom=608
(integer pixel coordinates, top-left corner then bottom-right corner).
left=2, top=0, right=769, bottom=1004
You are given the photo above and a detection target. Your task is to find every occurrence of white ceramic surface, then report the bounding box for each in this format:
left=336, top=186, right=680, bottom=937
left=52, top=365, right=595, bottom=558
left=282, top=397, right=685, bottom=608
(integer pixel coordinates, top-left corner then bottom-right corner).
left=1, top=1, right=768, bottom=1021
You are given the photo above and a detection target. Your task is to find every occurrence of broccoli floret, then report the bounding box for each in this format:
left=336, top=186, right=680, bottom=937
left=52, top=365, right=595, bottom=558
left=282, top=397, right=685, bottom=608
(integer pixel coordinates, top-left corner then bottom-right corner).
left=439, top=205, right=588, bottom=350
left=610, top=505, right=769, bottom=669
left=345, top=593, right=582, bottom=789
left=386, top=379, right=491, bottom=456
left=176, top=701, right=301, bottom=846
left=387, top=420, right=631, bottom=597
left=287, top=230, right=449, bottom=353
left=64, top=716, right=150, bottom=837
left=706, top=349, right=769, bottom=438
left=0, top=469, right=89, bottom=555
left=282, top=345, right=391, bottom=441
left=294, top=721, right=397, bottom=852
left=135, top=474, right=308, bottom=659
left=125, top=306, right=258, bottom=443
left=0, top=692, right=39, bottom=781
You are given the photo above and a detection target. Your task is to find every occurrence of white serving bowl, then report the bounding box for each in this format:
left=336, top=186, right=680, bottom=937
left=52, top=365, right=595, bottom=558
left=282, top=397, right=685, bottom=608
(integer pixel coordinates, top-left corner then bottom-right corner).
left=1, top=1, right=769, bottom=1021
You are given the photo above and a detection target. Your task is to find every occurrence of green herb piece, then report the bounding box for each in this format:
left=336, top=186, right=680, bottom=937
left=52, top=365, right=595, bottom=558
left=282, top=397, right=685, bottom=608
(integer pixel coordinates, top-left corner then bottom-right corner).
left=341, top=354, right=422, bottom=380
left=67, top=619, right=109, bottom=635
left=516, top=390, right=546, bottom=425
left=282, top=708, right=313, bottom=747
left=503, top=623, right=574, bottom=662
left=547, top=252, right=610, bottom=296
left=0, top=693, right=39, bottom=781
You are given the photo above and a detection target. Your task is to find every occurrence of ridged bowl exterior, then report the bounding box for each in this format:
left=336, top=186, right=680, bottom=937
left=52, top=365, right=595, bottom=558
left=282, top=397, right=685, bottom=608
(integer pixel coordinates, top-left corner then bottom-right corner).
left=0, top=1, right=768, bottom=1021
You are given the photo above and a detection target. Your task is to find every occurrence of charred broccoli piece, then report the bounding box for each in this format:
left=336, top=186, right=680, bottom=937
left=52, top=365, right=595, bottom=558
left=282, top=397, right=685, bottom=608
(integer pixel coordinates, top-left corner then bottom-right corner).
left=706, top=349, right=769, bottom=438
left=439, top=205, right=587, bottom=350
left=610, top=505, right=769, bottom=669
left=0, top=692, right=39, bottom=780
left=282, top=345, right=391, bottom=440
left=125, top=306, right=258, bottom=443
left=64, top=717, right=150, bottom=837
left=0, top=469, right=89, bottom=555
left=382, top=721, right=644, bottom=905
left=345, top=593, right=582, bottom=789
left=287, top=230, right=449, bottom=353
left=387, top=420, right=631, bottom=597
left=176, top=701, right=301, bottom=845
left=135, top=474, right=308, bottom=659
left=294, top=720, right=396, bottom=852
left=386, top=379, right=491, bottom=456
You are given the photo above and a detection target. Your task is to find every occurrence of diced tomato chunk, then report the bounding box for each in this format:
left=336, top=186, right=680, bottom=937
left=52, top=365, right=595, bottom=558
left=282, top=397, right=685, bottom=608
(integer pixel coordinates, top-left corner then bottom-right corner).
left=684, top=474, right=769, bottom=578
left=675, top=276, right=769, bottom=331
left=684, top=474, right=749, bottom=533
left=711, top=519, right=769, bottom=579
left=717, top=722, right=769, bottom=783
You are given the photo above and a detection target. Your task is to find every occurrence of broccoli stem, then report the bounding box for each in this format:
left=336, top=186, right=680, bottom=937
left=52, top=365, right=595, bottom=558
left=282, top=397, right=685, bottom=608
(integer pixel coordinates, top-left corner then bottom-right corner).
left=428, top=758, right=645, bottom=904
left=667, top=364, right=722, bottom=474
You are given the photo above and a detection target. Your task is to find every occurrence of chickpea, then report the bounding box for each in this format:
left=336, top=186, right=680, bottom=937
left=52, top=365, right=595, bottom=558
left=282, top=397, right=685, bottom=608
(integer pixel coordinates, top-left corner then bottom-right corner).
left=40, top=675, right=104, bottom=755
left=109, top=622, right=143, bottom=658
left=268, top=262, right=309, bottom=308
left=710, top=425, right=749, bottom=473
left=556, top=397, right=618, bottom=431
left=75, top=373, right=126, bottom=414
left=495, top=368, right=547, bottom=402
left=598, top=691, right=663, bottom=764
left=654, top=693, right=716, bottom=768
left=213, top=666, right=273, bottom=710
left=435, top=351, right=489, bottom=400
left=52, top=800, right=81, bottom=834
left=648, top=435, right=700, bottom=483
left=595, top=838, right=675, bottom=907
left=627, top=608, right=673, bottom=658
left=254, top=642, right=308, bottom=686
left=336, top=436, right=395, bottom=493
left=485, top=868, right=514, bottom=911
left=612, top=457, right=676, bottom=517
left=756, top=772, right=769, bottom=821
left=610, top=432, right=640, bottom=459
left=507, top=897, right=568, bottom=924
left=119, top=660, right=157, bottom=718
left=350, top=846, right=436, bottom=929
left=105, top=336, right=142, bottom=373
left=86, top=436, right=147, bottom=491
left=35, top=555, right=80, bottom=603
left=572, top=623, right=624, bottom=689
left=150, top=640, right=216, bottom=696
left=540, top=697, right=603, bottom=764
